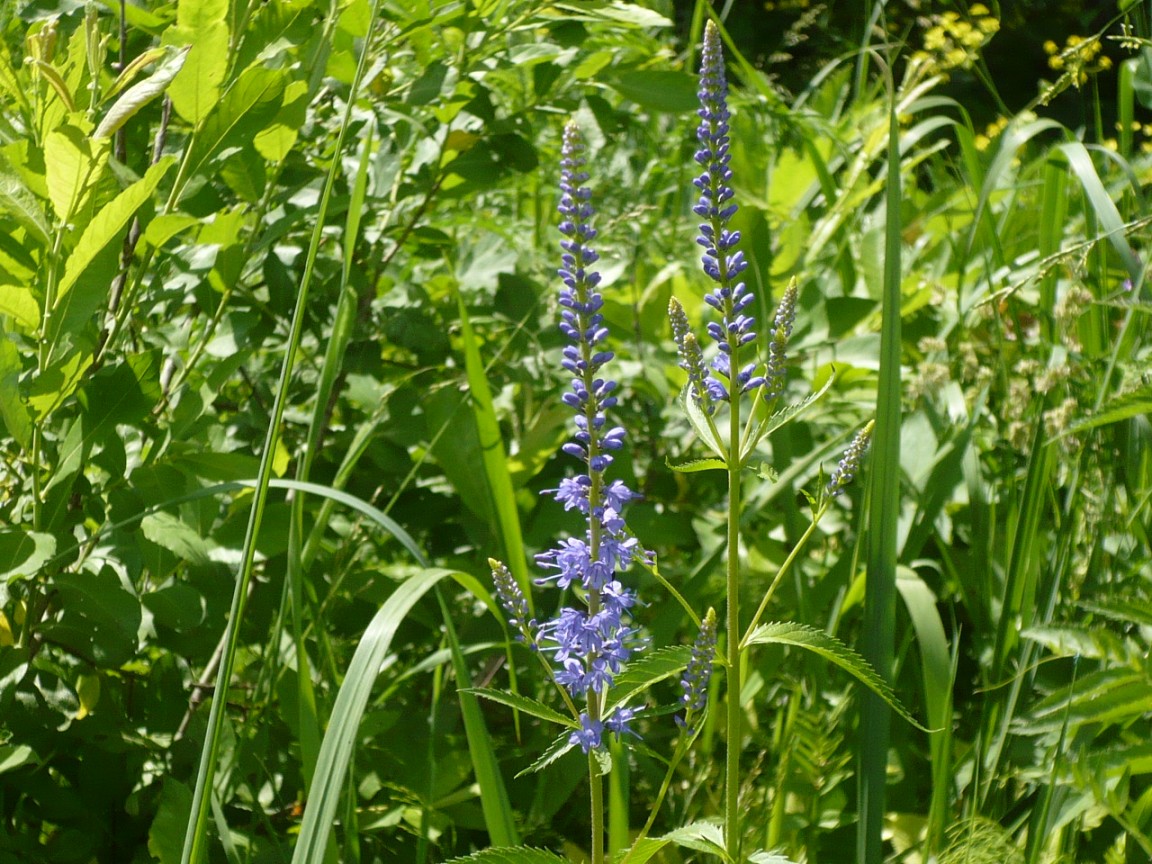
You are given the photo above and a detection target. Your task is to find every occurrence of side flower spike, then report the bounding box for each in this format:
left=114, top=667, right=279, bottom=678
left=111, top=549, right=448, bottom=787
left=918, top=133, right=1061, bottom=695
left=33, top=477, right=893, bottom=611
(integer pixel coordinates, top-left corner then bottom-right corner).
left=828, top=420, right=874, bottom=497
left=678, top=607, right=718, bottom=733
left=763, top=279, right=798, bottom=403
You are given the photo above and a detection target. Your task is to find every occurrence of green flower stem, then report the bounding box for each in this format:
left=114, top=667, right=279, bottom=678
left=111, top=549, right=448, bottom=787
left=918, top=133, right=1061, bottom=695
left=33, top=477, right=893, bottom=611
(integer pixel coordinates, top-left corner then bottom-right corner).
left=617, top=733, right=695, bottom=864
left=724, top=357, right=743, bottom=863
left=741, top=501, right=831, bottom=647
left=590, top=751, right=605, bottom=864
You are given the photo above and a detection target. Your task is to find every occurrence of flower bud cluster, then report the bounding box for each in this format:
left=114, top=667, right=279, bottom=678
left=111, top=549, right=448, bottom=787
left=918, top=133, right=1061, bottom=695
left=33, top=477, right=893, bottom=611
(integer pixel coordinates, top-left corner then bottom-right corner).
left=828, top=421, right=874, bottom=497
left=677, top=608, right=717, bottom=733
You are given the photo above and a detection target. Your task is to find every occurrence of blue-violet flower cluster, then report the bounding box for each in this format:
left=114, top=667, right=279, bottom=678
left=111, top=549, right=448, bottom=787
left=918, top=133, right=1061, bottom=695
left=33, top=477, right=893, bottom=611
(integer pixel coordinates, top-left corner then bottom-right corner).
left=496, top=122, right=647, bottom=755
left=694, top=21, right=763, bottom=401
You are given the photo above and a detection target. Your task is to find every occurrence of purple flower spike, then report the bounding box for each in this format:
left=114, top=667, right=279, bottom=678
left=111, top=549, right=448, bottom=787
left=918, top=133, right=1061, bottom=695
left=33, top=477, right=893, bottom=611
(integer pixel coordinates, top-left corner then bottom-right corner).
left=511, top=122, right=648, bottom=754
left=677, top=608, right=717, bottom=733
left=695, top=21, right=760, bottom=395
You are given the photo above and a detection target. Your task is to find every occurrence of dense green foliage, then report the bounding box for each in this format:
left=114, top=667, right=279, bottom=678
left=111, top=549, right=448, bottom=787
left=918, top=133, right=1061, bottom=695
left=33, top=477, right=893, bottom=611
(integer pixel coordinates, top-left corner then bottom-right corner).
left=1, top=0, right=1151, bottom=862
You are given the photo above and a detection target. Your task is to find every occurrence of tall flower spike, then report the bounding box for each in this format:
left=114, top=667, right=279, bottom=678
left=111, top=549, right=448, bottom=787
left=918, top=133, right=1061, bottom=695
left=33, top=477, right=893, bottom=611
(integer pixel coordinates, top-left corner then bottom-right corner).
left=828, top=420, right=874, bottom=497
left=695, top=20, right=762, bottom=399
left=532, top=122, right=645, bottom=754
left=678, top=608, right=718, bottom=733
left=763, top=280, right=798, bottom=402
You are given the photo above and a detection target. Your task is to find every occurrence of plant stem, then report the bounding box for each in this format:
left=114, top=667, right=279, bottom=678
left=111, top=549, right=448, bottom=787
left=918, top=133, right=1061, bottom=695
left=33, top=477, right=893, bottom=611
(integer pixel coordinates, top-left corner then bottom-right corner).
left=725, top=373, right=742, bottom=862
left=590, top=754, right=605, bottom=864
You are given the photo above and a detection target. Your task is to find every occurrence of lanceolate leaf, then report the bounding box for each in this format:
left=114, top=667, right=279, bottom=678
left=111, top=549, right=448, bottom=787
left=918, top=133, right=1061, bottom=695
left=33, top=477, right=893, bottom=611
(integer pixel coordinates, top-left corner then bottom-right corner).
left=463, top=688, right=576, bottom=728
left=442, top=848, right=571, bottom=864
left=603, top=646, right=691, bottom=712
left=743, top=622, right=928, bottom=731
left=166, top=0, right=230, bottom=125
left=94, top=46, right=190, bottom=140
left=743, top=369, right=837, bottom=459
left=51, top=157, right=174, bottom=349
left=0, top=170, right=50, bottom=244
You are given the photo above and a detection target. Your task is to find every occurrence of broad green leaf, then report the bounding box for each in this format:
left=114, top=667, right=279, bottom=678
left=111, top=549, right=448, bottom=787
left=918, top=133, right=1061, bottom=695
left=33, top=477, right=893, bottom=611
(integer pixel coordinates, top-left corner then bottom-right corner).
left=607, top=70, right=698, bottom=113
left=184, top=65, right=287, bottom=184
left=149, top=779, right=193, bottom=864
left=94, top=46, right=190, bottom=139
left=142, top=213, right=200, bottom=249
left=0, top=745, right=37, bottom=775
left=42, top=567, right=141, bottom=667
left=681, top=386, right=727, bottom=460
left=253, top=79, right=309, bottom=163
left=26, top=345, right=90, bottom=420
left=0, top=334, right=31, bottom=447
left=142, top=584, right=206, bottom=631
left=141, top=512, right=213, bottom=567
left=0, top=530, right=56, bottom=581
left=0, top=170, right=50, bottom=244
left=743, top=622, right=928, bottom=730
left=166, top=0, right=230, bottom=124
left=442, top=849, right=571, bottom=864
left=44, top=125, right=108, bottom=225
left=0, top=285, right=39, bottom=330
left=51, top=157, right=174, bottom=346
left=464, top=688, right=576, bottom=728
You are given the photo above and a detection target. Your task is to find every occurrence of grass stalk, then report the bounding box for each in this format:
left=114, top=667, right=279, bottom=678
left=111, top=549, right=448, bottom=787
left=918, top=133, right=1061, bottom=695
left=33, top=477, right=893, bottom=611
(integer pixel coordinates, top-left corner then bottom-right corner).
left=857, top=83, right=903, bottom=864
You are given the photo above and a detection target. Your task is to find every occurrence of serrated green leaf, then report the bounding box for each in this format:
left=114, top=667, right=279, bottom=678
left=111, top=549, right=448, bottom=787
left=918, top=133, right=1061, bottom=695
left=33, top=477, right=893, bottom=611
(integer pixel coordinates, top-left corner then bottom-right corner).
left=516, top=731, right=577, bottom=778
left=441, top=848, right=571, bottom=864
left=743, top=622, right=929, bottom=731
left=743, top=370, right=837, bottom=459
left=1061, top=382, right=1152, bottom=437
left=667, top=457, right=727, bottom=473
left=464, top=688, right=576, bottom=728
left=604, top=646, right=691, bottom=712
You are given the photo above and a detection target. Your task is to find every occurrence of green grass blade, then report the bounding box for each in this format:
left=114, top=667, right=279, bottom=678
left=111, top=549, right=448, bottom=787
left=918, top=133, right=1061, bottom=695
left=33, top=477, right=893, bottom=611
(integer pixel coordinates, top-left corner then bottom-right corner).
left=857, top=93, right=903, bottom=864
left=1058, top=141, right=1144, bottom=283
left=454, top=289, right=533, bottom=613
left=895, top=567, right=953, bottom=856
left=290, top=568, right=459, bottom=864
left=437, top=590, right=520, bottom=847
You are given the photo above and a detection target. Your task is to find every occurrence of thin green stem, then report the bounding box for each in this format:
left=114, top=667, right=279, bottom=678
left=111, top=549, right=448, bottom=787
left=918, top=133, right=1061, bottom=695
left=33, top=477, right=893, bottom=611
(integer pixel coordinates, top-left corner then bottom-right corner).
left=742, top=502, right=831, bottom=646
left=617, top=734, right=695, bottom=864
left=590, top=753, right=605, bottom=864
left=724, top=362, right=742, bottom=863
